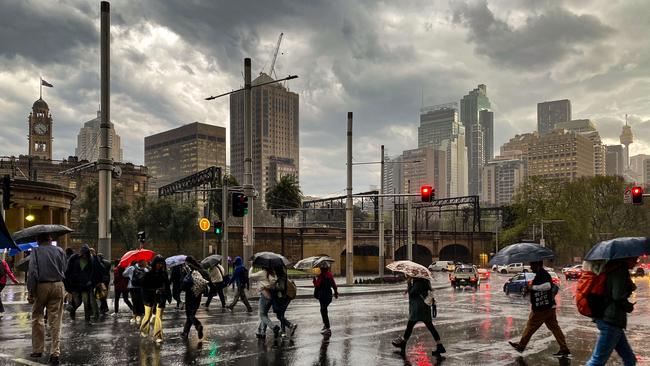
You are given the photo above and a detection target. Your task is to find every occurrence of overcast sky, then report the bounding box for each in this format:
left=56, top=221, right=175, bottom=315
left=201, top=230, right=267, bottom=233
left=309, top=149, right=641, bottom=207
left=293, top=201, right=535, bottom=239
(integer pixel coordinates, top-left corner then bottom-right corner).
left=1, top=0, right=649, bottom=197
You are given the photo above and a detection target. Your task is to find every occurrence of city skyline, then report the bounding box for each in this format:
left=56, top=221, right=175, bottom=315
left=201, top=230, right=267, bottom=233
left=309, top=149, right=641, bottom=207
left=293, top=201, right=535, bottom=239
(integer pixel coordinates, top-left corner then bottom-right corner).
left=2, top=1, right=650, bottom=197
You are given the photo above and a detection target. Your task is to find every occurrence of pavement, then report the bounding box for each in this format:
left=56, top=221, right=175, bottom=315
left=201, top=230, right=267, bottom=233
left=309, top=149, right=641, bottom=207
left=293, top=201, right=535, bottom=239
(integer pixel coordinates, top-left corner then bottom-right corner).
left=0, top=273, right=649, bottom=365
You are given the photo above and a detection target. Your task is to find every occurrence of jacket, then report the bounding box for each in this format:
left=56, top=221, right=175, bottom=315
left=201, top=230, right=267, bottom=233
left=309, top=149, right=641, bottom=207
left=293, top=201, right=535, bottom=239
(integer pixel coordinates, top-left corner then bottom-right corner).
left=209, top=264, right=225, bottom=283
left=529, top=267, right=554, bottom=312
left=123, top=264, right=147, bottom=289
left=602, top=265, right=636, bottom=329
left=64, top=253, right=103, bottom=292
left=249, top=268, right=277, bottom=298
left=142, top=256, right=171, bottom=305
left=314, top=271, right=338, bottom=300
left=113, top=266, right=129, bottom=292
left=0, top=260, right=19, bottom=285
left=230, top=257, right=249, bottom=289
left=408, top=278, right=432, bottom=322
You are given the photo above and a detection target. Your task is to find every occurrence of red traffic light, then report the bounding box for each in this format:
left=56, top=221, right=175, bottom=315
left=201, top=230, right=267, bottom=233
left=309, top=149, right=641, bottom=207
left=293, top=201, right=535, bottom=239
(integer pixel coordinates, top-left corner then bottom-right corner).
left=420, top=184, right=433, bottom=202
left=631, top=186, right=643, bottom=205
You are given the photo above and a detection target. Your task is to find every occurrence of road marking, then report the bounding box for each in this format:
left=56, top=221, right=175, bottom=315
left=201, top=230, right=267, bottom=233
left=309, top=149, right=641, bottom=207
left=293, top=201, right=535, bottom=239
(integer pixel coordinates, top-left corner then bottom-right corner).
left=0, top=352, right=44, bottom=366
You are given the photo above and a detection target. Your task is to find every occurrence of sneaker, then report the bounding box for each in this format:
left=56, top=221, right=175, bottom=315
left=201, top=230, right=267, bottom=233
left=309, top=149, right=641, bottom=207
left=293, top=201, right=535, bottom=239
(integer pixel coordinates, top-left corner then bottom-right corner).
left=197, top=325, right=204, bottom=340
left=289, top=324, right=298, bottom=337
left=140, top=332, right=148, bottom=338
left=508, top=341, right=524, bottom=353
left=135, top=316, right=142, bottom=323
left=110, top=312, right=119, bottom=317
left=553, top=349, right=571, bottom=357
left=155, top=338, right=163, bottom=345
left=180, top=332, right=189, bottom=340
left=320, top=328, right=331, bottom=336
left=273, top=325, right=281, bottom=338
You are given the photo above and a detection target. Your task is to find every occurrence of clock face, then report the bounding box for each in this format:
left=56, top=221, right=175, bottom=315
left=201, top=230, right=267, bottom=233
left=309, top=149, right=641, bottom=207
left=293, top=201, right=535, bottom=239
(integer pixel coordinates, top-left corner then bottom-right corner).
left=34, top=123, right=48, bottom=135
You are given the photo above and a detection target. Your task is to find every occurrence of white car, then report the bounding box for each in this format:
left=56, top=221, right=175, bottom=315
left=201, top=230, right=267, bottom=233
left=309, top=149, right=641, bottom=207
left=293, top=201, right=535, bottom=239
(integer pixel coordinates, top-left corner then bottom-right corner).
left=498, top=263, right=531, bottom=274
left=429, top=261, right=455, bottom=272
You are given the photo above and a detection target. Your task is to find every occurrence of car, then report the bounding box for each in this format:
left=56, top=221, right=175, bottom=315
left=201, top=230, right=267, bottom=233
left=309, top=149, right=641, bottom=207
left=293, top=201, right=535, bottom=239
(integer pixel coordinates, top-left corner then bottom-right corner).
left=450, top=265, right=480, bottom=289
left=477, top=268, right=490, bottom=281
left=428, top=261, right=455, bottom=272
left=503, top=272, right=536, bottom=295
left=630, top=266, right=646, bottom=277
left=565, top=265, right=583, bottom=280
left=561, top=264, right=575, bottom=274
left=498, top=263, right=531, bottom=274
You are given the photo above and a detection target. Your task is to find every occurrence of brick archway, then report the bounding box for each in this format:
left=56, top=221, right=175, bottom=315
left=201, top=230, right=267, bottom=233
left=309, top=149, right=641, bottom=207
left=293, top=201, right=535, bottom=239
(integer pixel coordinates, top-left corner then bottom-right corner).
left=394, top=244, right=433, bottom=266
left=439, top=244, right=471, bottom=264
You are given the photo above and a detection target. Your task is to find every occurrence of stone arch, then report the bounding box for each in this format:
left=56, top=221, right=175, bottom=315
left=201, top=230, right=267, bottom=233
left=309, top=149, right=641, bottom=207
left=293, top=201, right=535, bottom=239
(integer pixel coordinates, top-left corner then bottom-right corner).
left=439, top=244, right=471, bottom=264
left=394, top=244, right=433, bottom=266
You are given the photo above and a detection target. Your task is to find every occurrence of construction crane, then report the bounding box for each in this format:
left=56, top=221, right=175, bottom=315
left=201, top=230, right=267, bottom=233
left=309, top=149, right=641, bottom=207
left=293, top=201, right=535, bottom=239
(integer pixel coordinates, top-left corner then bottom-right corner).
left=264, top=32, right=283, bottom=79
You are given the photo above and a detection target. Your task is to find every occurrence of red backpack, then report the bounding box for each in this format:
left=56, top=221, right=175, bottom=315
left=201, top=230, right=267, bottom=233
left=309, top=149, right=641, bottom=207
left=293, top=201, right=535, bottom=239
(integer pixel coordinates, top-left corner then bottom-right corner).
left=575, top=268, right=611, bottom=318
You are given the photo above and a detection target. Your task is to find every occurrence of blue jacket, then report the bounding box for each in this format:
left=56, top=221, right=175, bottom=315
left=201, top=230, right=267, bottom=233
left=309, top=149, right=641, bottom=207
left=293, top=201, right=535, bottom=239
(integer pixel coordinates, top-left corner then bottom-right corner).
left=229, top=257, right=248, bottom=289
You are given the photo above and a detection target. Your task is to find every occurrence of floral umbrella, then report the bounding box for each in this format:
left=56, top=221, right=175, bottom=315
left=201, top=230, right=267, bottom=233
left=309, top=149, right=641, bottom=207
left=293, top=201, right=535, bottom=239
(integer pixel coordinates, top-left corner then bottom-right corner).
left=386, top=260, right=432, bottom=280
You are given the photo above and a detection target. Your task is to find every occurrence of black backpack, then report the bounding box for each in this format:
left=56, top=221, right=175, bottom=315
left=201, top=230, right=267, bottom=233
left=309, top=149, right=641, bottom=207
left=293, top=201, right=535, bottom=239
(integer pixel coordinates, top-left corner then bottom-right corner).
left=131, top=267, right=146, bottom=287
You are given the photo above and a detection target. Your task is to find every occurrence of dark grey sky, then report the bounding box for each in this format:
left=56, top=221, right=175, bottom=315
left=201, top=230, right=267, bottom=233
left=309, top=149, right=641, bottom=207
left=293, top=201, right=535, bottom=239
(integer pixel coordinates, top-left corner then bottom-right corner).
left=1, top=0, right=649, bottom=196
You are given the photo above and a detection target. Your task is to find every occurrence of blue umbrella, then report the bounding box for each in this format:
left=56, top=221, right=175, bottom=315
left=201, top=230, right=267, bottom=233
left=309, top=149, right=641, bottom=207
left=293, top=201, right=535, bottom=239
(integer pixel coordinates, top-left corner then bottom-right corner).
left=165, top=255, right=187, bottom=268
left=489, top=242, right=555, bottom=266
left=7, top=242, right=38, bottom=256
left=584, top=237, right=650, bottom=261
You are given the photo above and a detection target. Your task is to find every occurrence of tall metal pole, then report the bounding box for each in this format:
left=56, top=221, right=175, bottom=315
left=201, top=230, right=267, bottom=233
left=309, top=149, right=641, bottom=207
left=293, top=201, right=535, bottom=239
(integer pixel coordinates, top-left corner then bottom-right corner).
left=378, top=145, right=385, bottom=278
left=243, top=58, right=254, bottom=265
left=98, top=1, right=113, bottom=261
left=407, top=180, right=413, bottom=261
left=222, top=182, right=229, bottom=273
left=345, top=112, right=354, bottom=285
left=391, top=207, right=395, bottom=261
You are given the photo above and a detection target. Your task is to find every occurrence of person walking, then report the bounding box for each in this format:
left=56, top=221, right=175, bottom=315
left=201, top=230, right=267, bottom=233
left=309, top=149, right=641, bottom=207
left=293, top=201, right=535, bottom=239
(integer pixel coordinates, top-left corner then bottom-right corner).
left=226, top=257, right=252, bottom=313
left=181, top=256, right=210, bottom=341
left=26, top=234, right=67, bottom=365
left=249, top=266, right=280, bottom=339
left=508, top=261, right=570, bottom=357
left=205, top=261, right=227, bottom=309
left=112, top=260, right=133, bottom=316
left=392, top=276, right=445, bottom=357
left=97, top=253, right=111, bottom=315
left=586, top=257, right=638, bottom=366
left=170, top=264, right=185, bottom=310
left=272, top=265, right=297, bottom=337
left=123, top=260, right=147, bottom=324
left=64, top=244, right=102, bottom=322
left=140, top=255, right=171, bottom=344
left=0, top=257, right=20, bottom=315
left=313, top=262, right=338, bottom=336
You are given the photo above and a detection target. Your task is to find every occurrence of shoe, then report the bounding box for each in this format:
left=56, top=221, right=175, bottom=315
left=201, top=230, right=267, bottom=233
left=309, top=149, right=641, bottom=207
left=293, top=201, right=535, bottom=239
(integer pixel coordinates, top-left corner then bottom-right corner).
left=392, top=336, right=406, bottom=353
left=129, top=318, right=136, bottom=324
left=509, top=341, right=524, bottom=353
left=432, top=343, right=446, bottom=357
left=553, top=349, right=571, bottom=357
left=110, top=312, right=119, bottom=317
left=320, top=328, right=331, bottom=336
left=29, top=352, right=42, bottom=358
left=155, top=338, right=163, bottom=345
left=140, top=332, right=148, bottom=338
left=181, top=332, right=189, bottom=340
left=197, top=325, right=204, bottom=340
left=273, top=325, right=281, bottom=338
left=246, top=308, right=253, bottom=313
left=48, top=355, right=60, bottom=365
left=135, top=316, right=142, bottom=323
left=289, top=324, right=298, bottom=337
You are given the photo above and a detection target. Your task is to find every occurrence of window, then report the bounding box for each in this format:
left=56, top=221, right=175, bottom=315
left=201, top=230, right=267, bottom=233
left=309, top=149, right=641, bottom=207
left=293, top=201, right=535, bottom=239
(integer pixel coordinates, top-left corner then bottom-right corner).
left=134, top=183, right=140, bottom=192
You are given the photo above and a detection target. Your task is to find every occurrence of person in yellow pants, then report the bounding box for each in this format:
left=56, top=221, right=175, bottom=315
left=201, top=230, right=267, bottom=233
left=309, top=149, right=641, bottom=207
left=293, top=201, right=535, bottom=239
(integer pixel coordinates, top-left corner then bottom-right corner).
left=140, top=256, right=171, bottom=344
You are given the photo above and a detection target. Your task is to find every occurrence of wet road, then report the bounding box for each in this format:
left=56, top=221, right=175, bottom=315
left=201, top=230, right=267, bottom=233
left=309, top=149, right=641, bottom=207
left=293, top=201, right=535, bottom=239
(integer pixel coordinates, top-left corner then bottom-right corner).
left=0, top=274, right=649, bottom=365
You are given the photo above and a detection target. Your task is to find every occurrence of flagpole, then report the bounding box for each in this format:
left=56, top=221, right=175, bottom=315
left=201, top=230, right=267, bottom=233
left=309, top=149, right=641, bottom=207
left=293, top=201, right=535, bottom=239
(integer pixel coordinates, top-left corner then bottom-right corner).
left=39, top=77, right=42, bottom=99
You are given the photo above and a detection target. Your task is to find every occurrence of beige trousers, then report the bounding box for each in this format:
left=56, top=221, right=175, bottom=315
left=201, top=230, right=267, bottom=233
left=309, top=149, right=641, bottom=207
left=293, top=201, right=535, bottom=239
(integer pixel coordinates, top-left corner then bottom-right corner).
left=32, top=282, right=65, bottom=357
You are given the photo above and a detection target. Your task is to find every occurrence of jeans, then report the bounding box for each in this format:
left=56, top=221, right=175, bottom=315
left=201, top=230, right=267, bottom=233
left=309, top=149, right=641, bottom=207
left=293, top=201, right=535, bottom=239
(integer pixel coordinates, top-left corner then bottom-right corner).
left=586, top=319, right=636, bottom=366
left=319, top=296, right=332, bottom=329
left=257, top=295, right=275, bottom=335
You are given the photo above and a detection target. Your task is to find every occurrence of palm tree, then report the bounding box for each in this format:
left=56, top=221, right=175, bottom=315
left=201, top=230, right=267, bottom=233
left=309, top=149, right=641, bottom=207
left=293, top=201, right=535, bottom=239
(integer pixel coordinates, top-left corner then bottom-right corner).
left=266, top=175, right=302, bottom=256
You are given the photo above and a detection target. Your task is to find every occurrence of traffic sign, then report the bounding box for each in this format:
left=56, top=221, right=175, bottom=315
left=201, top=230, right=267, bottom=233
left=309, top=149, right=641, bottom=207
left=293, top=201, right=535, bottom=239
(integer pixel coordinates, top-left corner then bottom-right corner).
left=624, top=189, right=632, bottom=204
left=199, top=217, right=211, bottom=232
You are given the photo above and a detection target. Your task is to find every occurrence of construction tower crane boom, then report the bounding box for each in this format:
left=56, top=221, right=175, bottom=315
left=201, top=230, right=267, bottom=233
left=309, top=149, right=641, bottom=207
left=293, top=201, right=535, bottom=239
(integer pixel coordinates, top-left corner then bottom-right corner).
left=268, top=32, right=283, bottom=79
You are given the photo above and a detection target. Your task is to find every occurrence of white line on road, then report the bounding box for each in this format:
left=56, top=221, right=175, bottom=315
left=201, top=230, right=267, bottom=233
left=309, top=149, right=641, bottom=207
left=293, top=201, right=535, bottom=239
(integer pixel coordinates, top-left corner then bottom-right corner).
left=0, top=352, right=44, bottom=366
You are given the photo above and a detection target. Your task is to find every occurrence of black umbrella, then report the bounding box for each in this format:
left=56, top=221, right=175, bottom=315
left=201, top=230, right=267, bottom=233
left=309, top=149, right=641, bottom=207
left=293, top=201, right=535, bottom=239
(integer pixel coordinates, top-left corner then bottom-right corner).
left=201, top=254, right=223, bottom=269
left=12, top=224, right=73, bottom=244
left=16, top=256, right=30, bottom=272
left=584, top=237, right=650, bottom=261
left=489, top=243, right=555, bottom=266
left=252, top=251, right=290, bottom=269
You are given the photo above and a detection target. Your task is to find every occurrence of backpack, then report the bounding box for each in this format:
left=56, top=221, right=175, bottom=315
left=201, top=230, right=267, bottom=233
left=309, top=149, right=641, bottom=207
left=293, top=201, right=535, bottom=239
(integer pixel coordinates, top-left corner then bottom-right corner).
left=131, top=267, right=146, bottom=288
left=576, top=270, right=609, bottom=318
left=286, top=280, right=297, bottom=300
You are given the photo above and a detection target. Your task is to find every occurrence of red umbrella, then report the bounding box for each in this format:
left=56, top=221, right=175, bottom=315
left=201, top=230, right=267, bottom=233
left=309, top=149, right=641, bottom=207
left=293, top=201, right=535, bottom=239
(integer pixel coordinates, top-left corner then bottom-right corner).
left=118, top=249, right=156, bottom=268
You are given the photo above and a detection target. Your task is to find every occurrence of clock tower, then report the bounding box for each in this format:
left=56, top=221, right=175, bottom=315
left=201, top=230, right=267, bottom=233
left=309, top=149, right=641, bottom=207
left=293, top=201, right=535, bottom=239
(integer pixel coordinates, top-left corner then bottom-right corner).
left=28, top=98, right=53, bottom=160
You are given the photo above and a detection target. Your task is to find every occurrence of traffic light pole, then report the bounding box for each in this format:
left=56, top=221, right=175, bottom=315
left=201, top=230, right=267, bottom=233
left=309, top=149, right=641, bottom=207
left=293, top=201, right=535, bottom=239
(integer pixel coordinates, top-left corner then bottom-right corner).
left=222, top=182, right=229, bottom=272
left=378, top=145, right=385, bottom=279
left=243, top=58, right=254, bottom=266
left=346, top=112, right=354, bottom=285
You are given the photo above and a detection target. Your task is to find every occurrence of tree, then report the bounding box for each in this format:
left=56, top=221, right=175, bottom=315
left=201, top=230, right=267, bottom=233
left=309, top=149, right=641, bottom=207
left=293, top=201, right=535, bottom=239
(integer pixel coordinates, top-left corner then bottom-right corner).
left=266, top=175, right=302, bottom=256
left=136, top=198, right=199, bottom=252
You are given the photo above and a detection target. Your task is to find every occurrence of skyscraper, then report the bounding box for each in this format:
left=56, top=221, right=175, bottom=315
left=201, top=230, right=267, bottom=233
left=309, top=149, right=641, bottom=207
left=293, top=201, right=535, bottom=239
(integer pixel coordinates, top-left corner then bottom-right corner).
left=75, top=110, right=123, bottom=162
left=481, top=157, right=525, bottom=206
left=401, top=147, right=447, bottom=198
left=144, top=122, right=226, bottom=192
left=527, top=130, right=594, bottom=180
left=605, top=145, right=624, bottom=176
left=537, top=99, right=571, bottom=134
left=620, top=116, right=634, bottom=170
left=460, top=84, right=492, bottom=196
left=555, top=119, right=606, bottom=176
left=418, top=103, right=468, bottom=197
left=230, top=73, right=299, bottom=202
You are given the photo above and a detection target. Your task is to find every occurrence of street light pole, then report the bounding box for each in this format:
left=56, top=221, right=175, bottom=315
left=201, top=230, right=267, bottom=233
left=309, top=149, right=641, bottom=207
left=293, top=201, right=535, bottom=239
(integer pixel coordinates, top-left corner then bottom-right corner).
left=378, top=145, right=385, bottom=279
left=345, top=112, right=354, bottom=285
left=222, top=181, right=229, bottom=272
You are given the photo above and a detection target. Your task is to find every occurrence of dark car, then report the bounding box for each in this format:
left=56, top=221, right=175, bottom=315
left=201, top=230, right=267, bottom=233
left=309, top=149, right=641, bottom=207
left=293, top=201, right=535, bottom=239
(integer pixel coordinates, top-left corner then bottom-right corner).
left=503, top=273, right=536, bottom=295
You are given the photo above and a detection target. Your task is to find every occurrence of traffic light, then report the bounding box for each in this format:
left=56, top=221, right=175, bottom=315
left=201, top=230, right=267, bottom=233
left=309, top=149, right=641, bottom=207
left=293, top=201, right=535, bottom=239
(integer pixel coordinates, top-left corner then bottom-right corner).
left=231, top=192, right=249, bottom=217
left=137, top=231, right=146, bottom=243
left=420, top=184, right=433, bottom=202
left=2, top=175, right=14, bottom=210
left=631, top=186, right=644, bottom=205
left=213, top=220, right=223, bottom=235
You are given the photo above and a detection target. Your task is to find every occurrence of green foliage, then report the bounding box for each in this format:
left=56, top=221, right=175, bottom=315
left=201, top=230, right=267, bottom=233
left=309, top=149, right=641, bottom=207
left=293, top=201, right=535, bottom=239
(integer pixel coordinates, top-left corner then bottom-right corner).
left=265, top=175, right=303, bottom=218
left=136, top=198, right=199, bottom=252
left=501, top=176, right=650, bottom=262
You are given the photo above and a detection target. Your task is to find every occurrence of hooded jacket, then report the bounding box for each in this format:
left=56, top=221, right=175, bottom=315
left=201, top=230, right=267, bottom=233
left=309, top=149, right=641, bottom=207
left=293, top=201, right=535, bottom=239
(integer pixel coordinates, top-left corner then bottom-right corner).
left=229, top=257, right=249, bottom=288
left=64, top=245, right=103, bottom=292
left=142, top=255, right=171, bottom=304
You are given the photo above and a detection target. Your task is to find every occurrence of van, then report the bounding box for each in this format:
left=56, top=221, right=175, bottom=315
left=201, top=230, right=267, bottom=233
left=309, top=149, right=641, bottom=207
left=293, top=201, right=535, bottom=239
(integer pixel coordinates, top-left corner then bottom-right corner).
left=428, top=261, right=455, bottom=272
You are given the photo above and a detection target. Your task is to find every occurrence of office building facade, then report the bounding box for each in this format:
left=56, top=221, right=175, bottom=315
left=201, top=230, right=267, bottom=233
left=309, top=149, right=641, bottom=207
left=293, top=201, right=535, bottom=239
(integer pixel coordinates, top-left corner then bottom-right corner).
left=144, top=122, right=226, bottom=192
left=401, top=147, right=447, bottom=198
left=460, top=84, right=492, bottom=196
left=527, top=130, right=594, bottom=180
left=537, top=99, right=571, bottom=134
left=555, top=119, right=606, bottom=176
left=481, top=157, right=526, bottom=206
left=605, top=145, right=625, bottom=176
left=75, top=110, right=123, bottom=162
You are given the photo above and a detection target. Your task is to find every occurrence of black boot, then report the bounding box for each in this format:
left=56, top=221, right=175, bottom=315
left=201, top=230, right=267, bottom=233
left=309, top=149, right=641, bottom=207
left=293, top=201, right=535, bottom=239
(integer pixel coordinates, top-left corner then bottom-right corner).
left=391, top=336, right=407, bottom=353
left=432, top=343, right=446, bottom=357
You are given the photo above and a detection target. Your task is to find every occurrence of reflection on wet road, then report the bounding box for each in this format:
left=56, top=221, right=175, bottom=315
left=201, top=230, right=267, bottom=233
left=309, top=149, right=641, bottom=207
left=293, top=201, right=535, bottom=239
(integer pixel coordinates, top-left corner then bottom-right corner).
left=1, top=275, right=649, bottom=365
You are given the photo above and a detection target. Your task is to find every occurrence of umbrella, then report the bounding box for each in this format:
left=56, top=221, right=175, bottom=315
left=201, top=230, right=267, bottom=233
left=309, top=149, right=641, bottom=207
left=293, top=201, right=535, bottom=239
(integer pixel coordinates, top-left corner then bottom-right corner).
left=386, top=260, right=432, bottom=280
left=16, top=256, right=30, bottom=272
left=6, top=242, right=38, bottom=257
left=313, top=256, right=335, bottom=268
left=118, top=249, right=156, bottom=268
left=165, top=255, right=187, bottom=268
left=489, top=243, right=555, bottom=266
left=0, top=213, right=18, bottom=250
left=252, top=251, right=290, bottom=269
left=293, top=256, right=322, bottom=270
left=12, top=224, right=73, bottom=244
left=201, top=254, right=223, bottom=269
left=584, top=237, right=650, bottom=261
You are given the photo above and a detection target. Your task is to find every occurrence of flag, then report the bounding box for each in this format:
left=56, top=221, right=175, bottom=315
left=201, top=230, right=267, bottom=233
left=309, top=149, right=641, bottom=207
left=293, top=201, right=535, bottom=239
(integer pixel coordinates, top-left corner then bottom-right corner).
left=41, top=79, right=53, bottom=88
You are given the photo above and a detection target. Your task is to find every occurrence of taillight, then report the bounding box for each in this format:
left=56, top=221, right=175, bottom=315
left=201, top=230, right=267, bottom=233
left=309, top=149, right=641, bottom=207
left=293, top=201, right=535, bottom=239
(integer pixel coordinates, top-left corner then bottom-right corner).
left=470, top=277, right=477, bottom=282
left=527, top=280, right=532, bottom=286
